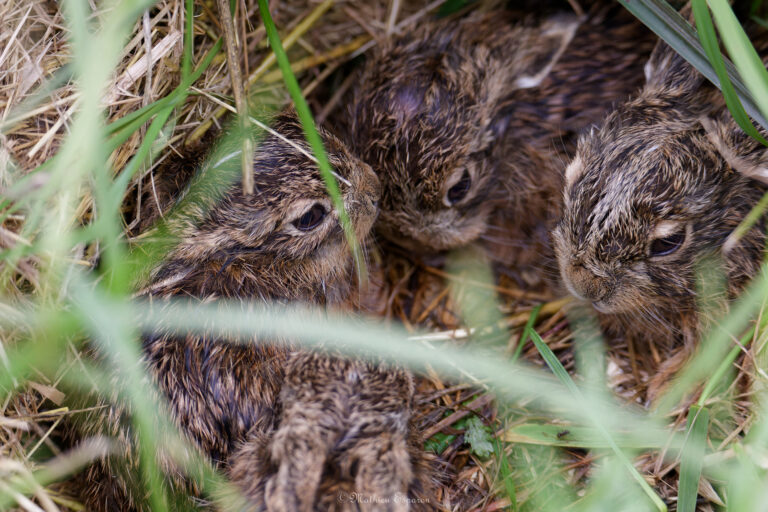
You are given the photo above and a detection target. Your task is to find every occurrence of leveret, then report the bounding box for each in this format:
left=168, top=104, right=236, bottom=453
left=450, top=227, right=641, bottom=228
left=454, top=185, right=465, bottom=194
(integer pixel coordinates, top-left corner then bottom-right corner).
left=349, top=5, right=653, bottom=286
left=553, top=38, right=768, bottom=348
left=74, top=110, right=435, bottom=511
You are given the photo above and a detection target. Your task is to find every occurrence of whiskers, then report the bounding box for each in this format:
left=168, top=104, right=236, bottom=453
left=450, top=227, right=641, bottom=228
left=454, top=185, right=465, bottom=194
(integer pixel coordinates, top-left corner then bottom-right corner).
left=477, top=232, right=530, bottom=249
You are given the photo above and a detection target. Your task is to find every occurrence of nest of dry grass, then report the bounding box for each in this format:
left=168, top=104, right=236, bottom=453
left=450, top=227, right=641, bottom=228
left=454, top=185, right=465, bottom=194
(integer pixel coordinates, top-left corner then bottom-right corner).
left=0, top=0, right=758, bottom=511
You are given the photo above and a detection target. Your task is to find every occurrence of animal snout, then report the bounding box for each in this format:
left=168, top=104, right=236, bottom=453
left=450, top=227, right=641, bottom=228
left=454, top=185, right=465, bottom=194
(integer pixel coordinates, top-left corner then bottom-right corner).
left=563, top=262, right=614, bottom=303
left=359, top=163, right=382, bottom=205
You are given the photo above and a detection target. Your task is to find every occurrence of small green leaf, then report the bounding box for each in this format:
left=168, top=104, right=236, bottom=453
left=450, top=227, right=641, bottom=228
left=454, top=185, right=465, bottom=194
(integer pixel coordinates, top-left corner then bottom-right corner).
left=465, top=416, right=495, bottom=458
left=438, top=0, right=474, bottom=17
left=424, top=432, right=456, bottom=454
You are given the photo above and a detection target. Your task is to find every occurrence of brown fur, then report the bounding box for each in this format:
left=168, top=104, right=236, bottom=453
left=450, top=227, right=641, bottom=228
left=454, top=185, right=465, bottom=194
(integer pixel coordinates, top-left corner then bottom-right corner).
left=553, top=38, right=768, bottom=348
left=231, top=353, right=436, bottom=511
left=349, top=5, right=653, bottom=288
left=71, top=110, right=438, bottom=511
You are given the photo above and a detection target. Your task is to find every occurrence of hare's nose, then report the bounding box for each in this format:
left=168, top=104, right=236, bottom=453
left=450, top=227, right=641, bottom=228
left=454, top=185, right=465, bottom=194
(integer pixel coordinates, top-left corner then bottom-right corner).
left=580, top=275, right=616, bottom=303
left=362, top=168, right=382, bottom=203
left=581, top=285, right=610, bottom=302
left=568, top=263, right=612, bottom=302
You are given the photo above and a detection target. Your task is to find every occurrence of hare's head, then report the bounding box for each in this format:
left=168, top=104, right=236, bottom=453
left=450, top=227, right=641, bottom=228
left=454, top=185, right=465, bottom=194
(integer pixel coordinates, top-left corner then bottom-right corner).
left=155, top=110, right=380, bottom=299
left=554, top=42, right=764, bottom=317
left=351, top=13, right=579, bottom=253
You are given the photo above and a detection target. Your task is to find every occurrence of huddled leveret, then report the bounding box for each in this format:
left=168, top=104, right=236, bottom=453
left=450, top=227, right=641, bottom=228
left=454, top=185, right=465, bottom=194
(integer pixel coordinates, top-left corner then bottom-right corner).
left=348, top=4, right=654, bottom=288
left=553, top=37, right=768, bottom=348
left=74, top=110, right=435, bottom=511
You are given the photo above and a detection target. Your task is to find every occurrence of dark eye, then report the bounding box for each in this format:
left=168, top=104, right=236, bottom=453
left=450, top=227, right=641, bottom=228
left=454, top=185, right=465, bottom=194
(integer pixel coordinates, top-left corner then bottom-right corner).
left=446, top=170, right=472, bottom=205
left=292, top=204, right=327, bottom=231
left=649, top=232, right=685, bottom=257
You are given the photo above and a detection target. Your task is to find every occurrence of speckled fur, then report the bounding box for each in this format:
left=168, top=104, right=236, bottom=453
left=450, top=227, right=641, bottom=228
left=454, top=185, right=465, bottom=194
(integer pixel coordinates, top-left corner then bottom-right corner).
left=350, top=10, right=572, bottom=253
left=231, top=353, right=436, bottom=512
left=71, top=110, right=438, bottom=511
left=349, top=6, right=653, bottom=287
left=553, top=39, right=768, bottom=347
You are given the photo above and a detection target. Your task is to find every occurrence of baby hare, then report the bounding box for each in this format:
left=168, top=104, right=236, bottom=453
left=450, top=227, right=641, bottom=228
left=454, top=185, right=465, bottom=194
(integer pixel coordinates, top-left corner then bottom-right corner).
left=75, top=110, right=434, bottom=511
left=553, top=39, right=768, bottom=347
left=349, top=5, right=653, bottom=274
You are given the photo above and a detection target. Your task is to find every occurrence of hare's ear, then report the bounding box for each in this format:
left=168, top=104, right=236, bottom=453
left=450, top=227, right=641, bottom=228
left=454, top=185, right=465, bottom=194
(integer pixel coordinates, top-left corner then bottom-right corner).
left=701, top=115, right=768, bottom=185
left=644, top=40, right=704, bottom=95
left=511, top=14, right=580, bottom=90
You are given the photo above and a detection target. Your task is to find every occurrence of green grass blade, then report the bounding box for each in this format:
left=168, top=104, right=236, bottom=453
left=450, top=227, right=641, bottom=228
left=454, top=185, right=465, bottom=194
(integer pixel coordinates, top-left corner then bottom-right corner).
left=528, top=328, right=668, bottom=512
left=110, top=105, right=175, bottom=204
left=726, top=191, right=768, bottom=251
left=108, top=38, right=221, bottom=139
left=656, top=267, right=768, bottom=414
left=528, top=327, right=579, bottom=395
left=691, top=0, right=768, bottom=145
left=494, top=440, right=518, bottom=511
left=696, top=311, right=768, bottom=407
left=504, top=423, right=670, bottom=450
left=511, top=304, right=542, bottom=362
left=708, top=0, right=768, bottom=122
left=256, top=0, right=364, bottom=276
left=678, top=405, right=709, bottom=512
left=183, top=0, right=194, bottom=78
left=619, top=0, right=768, bottom=134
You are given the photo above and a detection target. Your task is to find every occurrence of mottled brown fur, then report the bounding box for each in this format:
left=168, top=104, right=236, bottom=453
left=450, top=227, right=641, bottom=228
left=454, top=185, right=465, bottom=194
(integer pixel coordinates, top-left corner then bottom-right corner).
left=349, top=5, right=653, bottom=288
left=232, top=353, right=436, bottom=511
left=553, top=38, right=768, bottom=348
left=72, top=110, right=438, bottom=511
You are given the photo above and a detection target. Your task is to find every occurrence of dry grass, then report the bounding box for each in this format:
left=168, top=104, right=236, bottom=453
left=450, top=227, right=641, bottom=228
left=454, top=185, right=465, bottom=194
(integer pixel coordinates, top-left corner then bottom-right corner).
left=0, top=0, right=762, bottom=511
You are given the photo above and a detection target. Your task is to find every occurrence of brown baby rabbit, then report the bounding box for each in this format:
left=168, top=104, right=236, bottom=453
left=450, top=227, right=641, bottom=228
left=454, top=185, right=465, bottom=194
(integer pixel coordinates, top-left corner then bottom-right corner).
left=74, top=110, right=435, bottom=511
left=553, top=38, right=768, bottom=348
left=349, top=5, right=653, bottom=274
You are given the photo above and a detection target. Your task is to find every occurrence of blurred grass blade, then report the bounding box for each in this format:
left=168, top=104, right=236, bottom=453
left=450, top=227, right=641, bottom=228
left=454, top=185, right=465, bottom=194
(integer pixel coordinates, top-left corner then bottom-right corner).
left=725, top=191, right=768, bottom=253
left=127, top=297, right=677, bottom=448
left=619, top=0, right=768, bottom=136
left=691, top=0, right=768, bottom=145
left=528, top=327, right=667, bottom=511
left=110, top=105, right=175, bottom=205
left=108, top=39, right=222, bottom=139
left=678, top=405, right=709, bottom=512
left=256, top=0, right=365, bottom=277
left=493, top=440, right=518, bottom=511
left=697, top=324, right=758, bottom=407
left=656, top=267, right=768, bottom=414
left=503, top=423, right=669, bottom=450
left=0, top=64, right=74, bottom=133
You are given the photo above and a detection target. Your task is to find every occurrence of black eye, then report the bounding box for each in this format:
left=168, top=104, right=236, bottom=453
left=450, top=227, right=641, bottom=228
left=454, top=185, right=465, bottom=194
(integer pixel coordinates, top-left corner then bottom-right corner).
left=649, top=232, right=685, bottom=257
left=292, top=204, right=327, bottom=231
left=446, top=170, right=472, bottom=205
